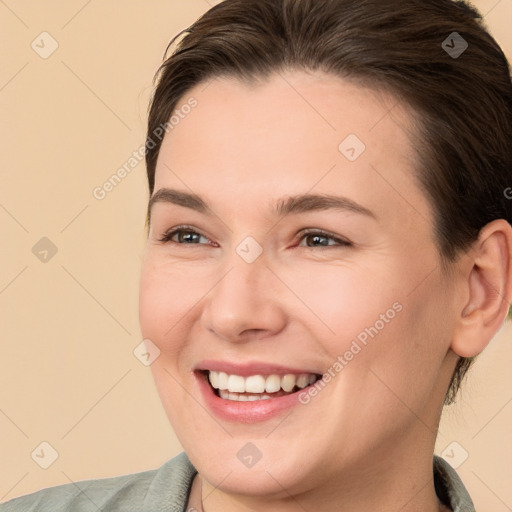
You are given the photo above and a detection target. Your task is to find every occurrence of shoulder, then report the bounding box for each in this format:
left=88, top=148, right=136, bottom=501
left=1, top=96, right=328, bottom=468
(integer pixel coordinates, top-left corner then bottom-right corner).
left=0, top=452, right=197, bottom=512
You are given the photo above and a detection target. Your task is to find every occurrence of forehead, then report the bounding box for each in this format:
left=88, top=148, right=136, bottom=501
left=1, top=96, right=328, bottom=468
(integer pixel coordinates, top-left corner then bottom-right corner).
left=153, top=70, right=433, bottom=229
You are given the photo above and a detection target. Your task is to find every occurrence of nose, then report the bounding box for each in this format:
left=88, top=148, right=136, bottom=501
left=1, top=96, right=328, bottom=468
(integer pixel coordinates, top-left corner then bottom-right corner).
left=201, top=252, right=287, bottom=343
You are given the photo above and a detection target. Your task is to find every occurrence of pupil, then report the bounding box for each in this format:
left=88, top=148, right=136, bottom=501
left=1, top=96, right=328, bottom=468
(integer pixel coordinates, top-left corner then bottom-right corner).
left=181, top=231, right=199, bottom=243
left=311, top=235, right=327, bottom=246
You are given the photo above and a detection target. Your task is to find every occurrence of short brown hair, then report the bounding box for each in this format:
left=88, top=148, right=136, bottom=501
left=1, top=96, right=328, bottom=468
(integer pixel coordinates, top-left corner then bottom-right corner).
left=145, top=0, right=512, bottom=405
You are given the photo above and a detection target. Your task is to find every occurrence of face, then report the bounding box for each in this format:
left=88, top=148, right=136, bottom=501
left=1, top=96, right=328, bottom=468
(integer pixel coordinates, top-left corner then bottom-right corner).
left=139, top=70, right=459, bottom=497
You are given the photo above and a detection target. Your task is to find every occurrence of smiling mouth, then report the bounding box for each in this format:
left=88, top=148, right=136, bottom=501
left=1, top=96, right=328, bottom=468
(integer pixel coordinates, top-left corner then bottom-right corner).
left=201, top=370, right=322, bottom=402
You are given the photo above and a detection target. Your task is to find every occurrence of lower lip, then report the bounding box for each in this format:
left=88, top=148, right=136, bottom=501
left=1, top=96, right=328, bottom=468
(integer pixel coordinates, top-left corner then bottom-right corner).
left=195, top=372, right=307, bottom=423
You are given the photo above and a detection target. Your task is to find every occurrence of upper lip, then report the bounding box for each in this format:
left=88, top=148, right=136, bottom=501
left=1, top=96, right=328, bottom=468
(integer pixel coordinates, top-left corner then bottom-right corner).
left=195, top=360, right=321, bottom=377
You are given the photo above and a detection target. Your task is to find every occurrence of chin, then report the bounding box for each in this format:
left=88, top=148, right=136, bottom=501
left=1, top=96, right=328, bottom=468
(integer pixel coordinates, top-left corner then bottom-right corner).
left=187, top=440, right=318, bottom=498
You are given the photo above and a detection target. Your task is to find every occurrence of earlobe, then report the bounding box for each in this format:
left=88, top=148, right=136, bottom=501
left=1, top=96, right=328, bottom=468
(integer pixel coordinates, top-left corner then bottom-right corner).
left=450, top=219, right=512, bottom=358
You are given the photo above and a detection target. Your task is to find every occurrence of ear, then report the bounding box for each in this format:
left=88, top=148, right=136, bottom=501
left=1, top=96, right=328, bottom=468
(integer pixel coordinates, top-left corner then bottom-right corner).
left=451, top=219, right=512, bottom=358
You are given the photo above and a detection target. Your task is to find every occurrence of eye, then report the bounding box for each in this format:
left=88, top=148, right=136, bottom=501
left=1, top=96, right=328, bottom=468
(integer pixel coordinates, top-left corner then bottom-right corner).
left=157, top=226, right=351, bottom=249
left=297, top=229, right=352, bottom=248
left=158, top=226, right=214, bottom=246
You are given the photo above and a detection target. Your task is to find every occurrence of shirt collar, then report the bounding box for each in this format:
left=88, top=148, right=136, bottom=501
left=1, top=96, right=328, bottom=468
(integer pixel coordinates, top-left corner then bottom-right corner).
left=433, top=455, right=475, bottom=512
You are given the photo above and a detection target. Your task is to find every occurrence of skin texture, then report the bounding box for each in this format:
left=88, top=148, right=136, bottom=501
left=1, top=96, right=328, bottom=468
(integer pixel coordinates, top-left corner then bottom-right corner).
left=138, top=70, right=512, bottom=512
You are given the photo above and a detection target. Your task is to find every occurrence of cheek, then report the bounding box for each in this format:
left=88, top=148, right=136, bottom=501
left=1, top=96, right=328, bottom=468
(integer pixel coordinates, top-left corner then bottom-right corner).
left=304, top=257, right=447, bottom=410
left=138, top=266, right=168, bottom=340
left=139, top=261, right=202, bottom=423
left=350, top=280, right=451, bottom=421
left=286, top=261, right=402, bottom=355
left=138, top=260, right=200, bottom=355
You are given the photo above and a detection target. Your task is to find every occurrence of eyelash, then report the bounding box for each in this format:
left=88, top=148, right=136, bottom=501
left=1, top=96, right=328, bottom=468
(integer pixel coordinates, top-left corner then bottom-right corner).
left=157, top=225, right=352, bottom=248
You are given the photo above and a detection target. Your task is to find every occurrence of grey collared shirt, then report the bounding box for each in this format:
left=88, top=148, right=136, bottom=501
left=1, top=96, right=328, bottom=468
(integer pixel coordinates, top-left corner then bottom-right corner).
left=0, top=452, right=475, bottom=511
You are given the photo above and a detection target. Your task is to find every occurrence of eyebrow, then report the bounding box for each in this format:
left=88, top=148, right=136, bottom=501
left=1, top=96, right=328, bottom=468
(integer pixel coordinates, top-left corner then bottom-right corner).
left=147, top=187, right=377, bottom=221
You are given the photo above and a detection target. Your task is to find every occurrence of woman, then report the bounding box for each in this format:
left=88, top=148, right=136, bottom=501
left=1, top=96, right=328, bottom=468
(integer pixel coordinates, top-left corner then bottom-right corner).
left=3, top=0, right=511, bottom=510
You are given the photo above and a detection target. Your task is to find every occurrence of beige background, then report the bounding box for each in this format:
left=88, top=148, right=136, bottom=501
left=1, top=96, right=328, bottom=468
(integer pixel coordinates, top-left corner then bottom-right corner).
left=0, top=0, right=511, bottom=509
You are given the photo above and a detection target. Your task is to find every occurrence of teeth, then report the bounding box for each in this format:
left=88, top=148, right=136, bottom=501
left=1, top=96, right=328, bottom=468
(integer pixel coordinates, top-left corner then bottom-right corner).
left=265, top=374, right=281, bottom=393
left=246, top=375, right=266, bottom=393
left=208, top=370, right=219, bottom=389
left=227, top=374, right=245, bottom=393
left=217, top=371, right=229, bottom=390
left=219, top=389, right=272, bottom=401
left=208, top=370, right=317, bottom=394
left=296, top=374, right=309, bottom=388
left=281, top=374, right=296, bottom=392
